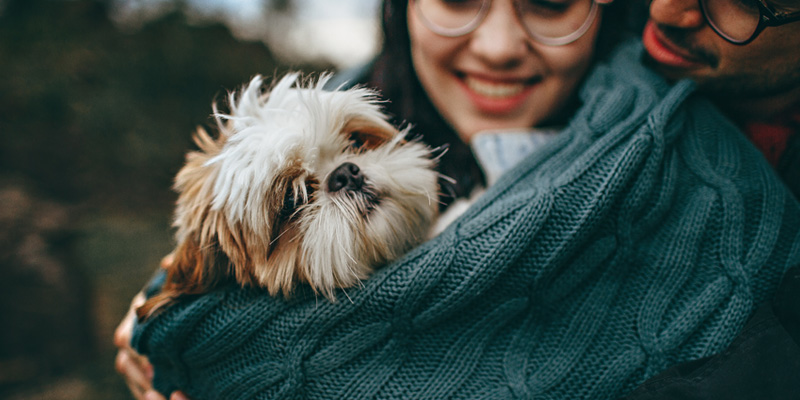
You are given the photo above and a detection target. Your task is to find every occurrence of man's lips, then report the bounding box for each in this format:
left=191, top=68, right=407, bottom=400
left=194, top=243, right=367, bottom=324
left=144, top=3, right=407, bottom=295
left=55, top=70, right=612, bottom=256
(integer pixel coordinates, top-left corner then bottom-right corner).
left=642, top=21, right=708, bottom=69
left=459, top=74, right=539, bottom=114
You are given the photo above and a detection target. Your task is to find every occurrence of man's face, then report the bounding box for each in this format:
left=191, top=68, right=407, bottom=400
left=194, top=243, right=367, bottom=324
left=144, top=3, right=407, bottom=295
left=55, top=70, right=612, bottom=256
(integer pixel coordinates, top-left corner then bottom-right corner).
left=642, top=0, right=800, bottom=104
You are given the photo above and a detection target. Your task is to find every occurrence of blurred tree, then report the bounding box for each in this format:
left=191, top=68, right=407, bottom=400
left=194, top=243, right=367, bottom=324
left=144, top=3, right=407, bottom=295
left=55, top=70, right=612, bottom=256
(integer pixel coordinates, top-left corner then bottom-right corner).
left=0, top=183, right=91, bottom=395
left=0, top=0, right=322, bottom=210
left=0, top=1, right=325, bottom=397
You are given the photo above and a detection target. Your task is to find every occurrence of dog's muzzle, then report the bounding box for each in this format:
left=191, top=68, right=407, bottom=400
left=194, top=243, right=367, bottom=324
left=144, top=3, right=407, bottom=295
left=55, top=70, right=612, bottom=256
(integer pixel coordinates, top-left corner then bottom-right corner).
left=327, top=162, right=364, bottom=193
left=327, top=162, right=380, bottom=215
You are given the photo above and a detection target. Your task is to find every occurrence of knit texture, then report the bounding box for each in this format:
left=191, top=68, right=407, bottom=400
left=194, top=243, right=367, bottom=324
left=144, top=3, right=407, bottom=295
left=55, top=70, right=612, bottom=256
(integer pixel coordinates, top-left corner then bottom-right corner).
left=132, top=41, right=800, bottom=400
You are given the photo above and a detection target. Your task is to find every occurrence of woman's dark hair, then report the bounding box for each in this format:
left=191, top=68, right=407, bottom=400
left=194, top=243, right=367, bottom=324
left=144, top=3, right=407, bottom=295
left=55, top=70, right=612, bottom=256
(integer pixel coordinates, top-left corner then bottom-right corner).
left=366, top=0, right=630, bottom=209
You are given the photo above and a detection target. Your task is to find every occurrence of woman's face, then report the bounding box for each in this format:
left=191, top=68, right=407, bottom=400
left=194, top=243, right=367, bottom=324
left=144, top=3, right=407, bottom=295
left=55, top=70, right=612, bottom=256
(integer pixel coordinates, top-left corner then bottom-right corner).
left=407, top=0, right=602, bottom=142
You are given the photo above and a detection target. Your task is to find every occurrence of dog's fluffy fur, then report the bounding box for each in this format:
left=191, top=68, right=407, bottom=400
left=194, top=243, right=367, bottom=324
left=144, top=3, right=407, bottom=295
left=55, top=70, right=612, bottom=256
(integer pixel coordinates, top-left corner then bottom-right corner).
left=138, top=73, right=438, bottom=318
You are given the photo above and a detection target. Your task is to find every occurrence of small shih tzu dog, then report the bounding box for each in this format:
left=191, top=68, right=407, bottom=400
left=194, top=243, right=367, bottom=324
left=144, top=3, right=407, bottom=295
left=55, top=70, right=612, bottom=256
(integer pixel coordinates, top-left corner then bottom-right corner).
left=138, top=73, right=438, bottom=318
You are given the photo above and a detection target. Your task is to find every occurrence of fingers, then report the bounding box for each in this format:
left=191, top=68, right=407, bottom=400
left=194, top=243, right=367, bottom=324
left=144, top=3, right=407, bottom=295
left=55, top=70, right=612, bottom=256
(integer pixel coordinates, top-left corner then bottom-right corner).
left=160, top=253, right=175, bottom=269
left=113, top=304, right=134, bottom=349
left=170, top=391, right=190, bottom=400
left=143, top=390, right=188, bottom=400
left=143, top=389, right=168, bottom=400
left=114, top=285, right=187, bottom=400
left=114, top=292, right=146, bottom=345
left=131, top=291, right=147, bottom=309
left=114, top=292, right=155, bottom=399
left=116, top=348, right=153, bottom=398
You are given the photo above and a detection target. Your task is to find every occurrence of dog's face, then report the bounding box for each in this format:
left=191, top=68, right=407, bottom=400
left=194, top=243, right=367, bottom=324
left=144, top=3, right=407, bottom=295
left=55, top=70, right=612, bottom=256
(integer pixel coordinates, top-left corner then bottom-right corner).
left=166, top=74, right=438, bottom=301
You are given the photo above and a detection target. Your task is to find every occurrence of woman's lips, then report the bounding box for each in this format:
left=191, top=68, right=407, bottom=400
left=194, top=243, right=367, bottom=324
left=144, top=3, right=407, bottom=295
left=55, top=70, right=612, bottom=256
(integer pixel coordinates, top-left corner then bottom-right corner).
left=465, top=76, right=526, bottom=97
left=460, top=74, right=538, bottom=114
left=642, top=21, right=706, bottom=69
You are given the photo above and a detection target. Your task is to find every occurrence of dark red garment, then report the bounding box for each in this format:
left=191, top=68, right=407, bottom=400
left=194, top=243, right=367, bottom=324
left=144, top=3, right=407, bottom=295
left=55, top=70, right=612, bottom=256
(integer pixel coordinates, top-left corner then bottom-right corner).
left=742, top=107, right=800, bottom=201
left=742, top=109, right=799, bottom=167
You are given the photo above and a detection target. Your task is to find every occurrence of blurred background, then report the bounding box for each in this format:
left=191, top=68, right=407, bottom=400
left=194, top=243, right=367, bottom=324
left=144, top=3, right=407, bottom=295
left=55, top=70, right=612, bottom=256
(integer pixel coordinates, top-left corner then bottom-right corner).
left=0, top=0, right=380, bottom=397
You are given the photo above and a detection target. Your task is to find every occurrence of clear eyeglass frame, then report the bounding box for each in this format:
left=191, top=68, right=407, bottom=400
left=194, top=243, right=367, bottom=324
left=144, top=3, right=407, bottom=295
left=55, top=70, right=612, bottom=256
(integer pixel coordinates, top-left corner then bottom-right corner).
left=411, top=0, right=606, bottom=46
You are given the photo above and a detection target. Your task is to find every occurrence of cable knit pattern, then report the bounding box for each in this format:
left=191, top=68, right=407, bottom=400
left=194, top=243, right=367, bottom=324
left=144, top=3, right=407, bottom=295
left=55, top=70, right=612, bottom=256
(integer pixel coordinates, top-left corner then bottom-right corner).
left=132, top=41, right=800, bottom=400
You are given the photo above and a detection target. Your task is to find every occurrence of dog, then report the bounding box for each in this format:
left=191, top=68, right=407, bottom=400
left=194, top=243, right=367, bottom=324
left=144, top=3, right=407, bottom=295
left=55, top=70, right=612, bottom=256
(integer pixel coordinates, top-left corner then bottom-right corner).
left=138, top=73, right=439, bottom=319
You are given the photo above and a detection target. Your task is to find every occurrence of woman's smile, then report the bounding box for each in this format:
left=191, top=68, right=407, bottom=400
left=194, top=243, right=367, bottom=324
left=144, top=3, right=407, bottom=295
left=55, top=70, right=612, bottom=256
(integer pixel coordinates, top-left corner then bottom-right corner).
left=460, top=74, right=540, bottom=114
left=407, top=0, right=602, bottom=140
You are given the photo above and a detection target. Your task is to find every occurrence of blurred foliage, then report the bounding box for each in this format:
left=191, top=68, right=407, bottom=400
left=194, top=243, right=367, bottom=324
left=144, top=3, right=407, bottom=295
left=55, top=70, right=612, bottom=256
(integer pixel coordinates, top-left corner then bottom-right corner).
left=0, top=0, right=327, bottom=211
left=0, top=0, right=328, bottom=397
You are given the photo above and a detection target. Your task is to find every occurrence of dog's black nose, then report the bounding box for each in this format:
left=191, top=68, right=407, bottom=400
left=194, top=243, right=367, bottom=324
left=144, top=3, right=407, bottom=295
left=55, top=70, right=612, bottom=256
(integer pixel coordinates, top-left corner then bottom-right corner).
left=327, top=162, right=364, bottom=193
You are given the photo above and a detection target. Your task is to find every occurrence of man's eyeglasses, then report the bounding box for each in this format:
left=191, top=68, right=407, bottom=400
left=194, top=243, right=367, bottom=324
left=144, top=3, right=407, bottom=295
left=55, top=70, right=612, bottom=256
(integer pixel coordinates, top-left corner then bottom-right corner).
left=411, top=0, right=609, bottom=46
left=700, top=0, right=800, bottom=45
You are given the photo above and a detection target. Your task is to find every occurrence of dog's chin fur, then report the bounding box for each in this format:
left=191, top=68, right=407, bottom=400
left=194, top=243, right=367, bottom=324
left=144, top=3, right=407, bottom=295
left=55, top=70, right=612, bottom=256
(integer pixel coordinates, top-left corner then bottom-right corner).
left=138, top=73, right=439, bottom=319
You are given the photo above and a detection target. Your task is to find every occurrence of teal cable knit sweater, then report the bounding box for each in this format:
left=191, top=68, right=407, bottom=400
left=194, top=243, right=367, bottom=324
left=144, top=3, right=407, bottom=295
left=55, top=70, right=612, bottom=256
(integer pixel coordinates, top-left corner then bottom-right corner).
left=132, top=41, right=800, bottom=400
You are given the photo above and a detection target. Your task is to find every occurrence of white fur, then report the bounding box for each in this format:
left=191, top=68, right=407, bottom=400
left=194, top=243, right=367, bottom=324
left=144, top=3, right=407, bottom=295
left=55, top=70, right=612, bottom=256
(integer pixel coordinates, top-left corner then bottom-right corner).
left=199, top=73, right=438, bottom=298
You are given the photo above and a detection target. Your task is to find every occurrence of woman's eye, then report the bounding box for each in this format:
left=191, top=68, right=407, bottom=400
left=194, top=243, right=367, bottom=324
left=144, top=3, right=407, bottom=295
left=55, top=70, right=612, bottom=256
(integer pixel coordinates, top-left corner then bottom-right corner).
left=524, top=0, right=569, bottom=12
left=440, top=0, right=483, bottom=6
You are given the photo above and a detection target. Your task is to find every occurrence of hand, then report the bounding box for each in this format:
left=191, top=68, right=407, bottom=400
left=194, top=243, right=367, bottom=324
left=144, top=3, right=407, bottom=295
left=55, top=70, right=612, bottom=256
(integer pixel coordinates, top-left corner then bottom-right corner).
left=114, top=292, right=158, bottom=399
left=114, top=291, right=190, bottom=400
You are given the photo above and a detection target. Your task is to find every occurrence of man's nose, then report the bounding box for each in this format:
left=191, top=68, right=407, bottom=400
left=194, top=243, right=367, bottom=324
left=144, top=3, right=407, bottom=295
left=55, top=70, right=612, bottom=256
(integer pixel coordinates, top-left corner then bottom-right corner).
left=469, top=0, right=531, bottom=67
left=649, top=0, right=705, bottom=29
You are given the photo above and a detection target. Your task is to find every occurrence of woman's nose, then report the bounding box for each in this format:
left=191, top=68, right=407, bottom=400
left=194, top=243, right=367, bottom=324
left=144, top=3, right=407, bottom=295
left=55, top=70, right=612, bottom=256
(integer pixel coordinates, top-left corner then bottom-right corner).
left=649, top=0, right=705, bottom=29
left=468, top=0, right=531, bottom=68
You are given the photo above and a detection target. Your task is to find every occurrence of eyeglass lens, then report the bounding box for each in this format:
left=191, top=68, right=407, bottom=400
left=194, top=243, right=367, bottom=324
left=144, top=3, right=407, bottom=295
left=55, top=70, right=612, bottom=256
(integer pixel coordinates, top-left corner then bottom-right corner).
left=700, top=0, right=762, bottom=42
left=414, top=0, right=598, bottom=43
left=517, top=0, right=595, bottom=38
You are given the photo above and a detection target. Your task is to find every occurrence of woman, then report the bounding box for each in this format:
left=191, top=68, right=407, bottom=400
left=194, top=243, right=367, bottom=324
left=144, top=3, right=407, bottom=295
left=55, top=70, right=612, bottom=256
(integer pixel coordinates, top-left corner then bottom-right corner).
left=115, top=0, right=800, bottom=398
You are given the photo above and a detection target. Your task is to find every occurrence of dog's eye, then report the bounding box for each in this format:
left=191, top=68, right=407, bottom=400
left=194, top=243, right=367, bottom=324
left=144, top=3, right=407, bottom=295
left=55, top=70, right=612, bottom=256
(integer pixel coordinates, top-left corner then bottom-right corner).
left=278, top=182, right=316, bottom=221
left=348, top=130, right=391, bottom=151
left=342, top=118, right=396, bottom=150
left=348, top=131, right=366, bottom=150
left=279, top=190, right=297, bottom=221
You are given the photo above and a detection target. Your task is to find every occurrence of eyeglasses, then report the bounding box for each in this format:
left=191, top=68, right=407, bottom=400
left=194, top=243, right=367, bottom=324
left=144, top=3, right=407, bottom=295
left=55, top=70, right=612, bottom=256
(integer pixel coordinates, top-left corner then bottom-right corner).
left=699, top=0, right=800, bottom=45
left=411, top=0, right=607, bottom=46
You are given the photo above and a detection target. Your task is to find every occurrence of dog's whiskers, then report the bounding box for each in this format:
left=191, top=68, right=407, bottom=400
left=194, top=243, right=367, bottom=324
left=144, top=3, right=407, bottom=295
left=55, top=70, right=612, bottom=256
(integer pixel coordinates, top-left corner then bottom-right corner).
left=138, top=72, right=439, bottom=318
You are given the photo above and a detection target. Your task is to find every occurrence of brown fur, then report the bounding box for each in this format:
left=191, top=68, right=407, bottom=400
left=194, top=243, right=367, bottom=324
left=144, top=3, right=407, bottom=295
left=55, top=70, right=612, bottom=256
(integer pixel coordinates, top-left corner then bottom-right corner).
left=136, top=83, right=434, bottom=321
left=343, top=117, right=400, bottom=149
left=137, top=120, right=399, bottom=320
left=137, top=127, right=250, bottom=320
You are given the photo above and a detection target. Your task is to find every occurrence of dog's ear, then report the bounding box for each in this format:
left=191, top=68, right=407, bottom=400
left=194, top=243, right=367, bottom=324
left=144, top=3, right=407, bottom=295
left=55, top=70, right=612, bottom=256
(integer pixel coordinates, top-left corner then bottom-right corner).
left=136, top=127, right=245, bottom=321
left=342, top=116, right=399, bottom=150
left=262, top=223, right=305, bottom=298
left=136, top=236, right=233, bottom=320
left=136, top=208, right=252, bottom=321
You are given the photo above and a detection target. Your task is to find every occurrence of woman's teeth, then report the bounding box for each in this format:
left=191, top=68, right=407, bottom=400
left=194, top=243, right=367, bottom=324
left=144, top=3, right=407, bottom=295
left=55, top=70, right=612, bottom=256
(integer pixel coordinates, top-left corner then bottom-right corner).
left=465, top=77, right=525, bottom=98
